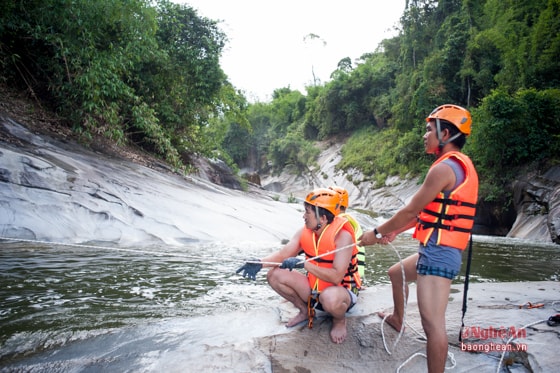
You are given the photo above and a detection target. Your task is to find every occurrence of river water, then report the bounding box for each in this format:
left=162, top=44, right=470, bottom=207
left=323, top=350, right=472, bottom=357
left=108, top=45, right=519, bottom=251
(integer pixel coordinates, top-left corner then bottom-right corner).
left=1, top=235, right=558, bottom=371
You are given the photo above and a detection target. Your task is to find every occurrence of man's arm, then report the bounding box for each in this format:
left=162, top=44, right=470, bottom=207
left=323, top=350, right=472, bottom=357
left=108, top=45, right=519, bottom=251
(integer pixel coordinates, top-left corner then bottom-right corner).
left=236, top=227, right=304, bottom=279
left=360, top=162, right=456, bottom=245
left=261, top=227, right=304, bottom=267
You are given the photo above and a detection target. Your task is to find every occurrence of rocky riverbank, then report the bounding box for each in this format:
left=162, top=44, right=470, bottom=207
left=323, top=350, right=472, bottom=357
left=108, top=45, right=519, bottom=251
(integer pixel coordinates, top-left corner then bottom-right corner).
left=1, top=83, right=559, bottom=245
left=251, top=281, right=560, bottom=373
left=1, top=111, right=559, bottom=372
left=259, top=139, right=560, bottom=245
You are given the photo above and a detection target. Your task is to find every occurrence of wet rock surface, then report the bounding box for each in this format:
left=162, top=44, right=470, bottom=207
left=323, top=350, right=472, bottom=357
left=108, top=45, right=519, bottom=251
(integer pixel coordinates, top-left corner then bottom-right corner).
left=253, top=281, right=560, bottom=373
left=0, top=116, right=304, bottom=246
left=261, top=139, right=560, bottom=244
left=509, top=166, right=560, bottom=243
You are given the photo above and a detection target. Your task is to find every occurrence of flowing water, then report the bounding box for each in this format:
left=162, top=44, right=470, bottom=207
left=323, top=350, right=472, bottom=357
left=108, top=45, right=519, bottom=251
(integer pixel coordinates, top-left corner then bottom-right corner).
left=0, top=236, right=558, bottom=371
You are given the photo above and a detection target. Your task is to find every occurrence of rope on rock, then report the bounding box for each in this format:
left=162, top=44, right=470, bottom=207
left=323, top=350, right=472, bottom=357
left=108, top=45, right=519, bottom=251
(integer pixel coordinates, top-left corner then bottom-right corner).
left=382, top=241, right=457, bottom=372
left=495, top=318, right=547, bottom=373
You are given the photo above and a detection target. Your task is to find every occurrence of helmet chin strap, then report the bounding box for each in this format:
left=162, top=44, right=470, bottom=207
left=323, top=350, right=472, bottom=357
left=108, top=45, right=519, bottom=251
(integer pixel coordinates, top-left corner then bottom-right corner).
left=436, top=118, right=462, bottom=153
left=314, top=205, right=322, bottom=231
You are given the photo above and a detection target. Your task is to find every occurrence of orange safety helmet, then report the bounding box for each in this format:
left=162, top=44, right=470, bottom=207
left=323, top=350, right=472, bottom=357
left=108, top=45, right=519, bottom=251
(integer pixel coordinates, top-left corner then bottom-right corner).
left=329, top=186, right=349, bottom=210
left=426, top=104, right=472, bottom=135
left=305, top=188, right=341, bottom=216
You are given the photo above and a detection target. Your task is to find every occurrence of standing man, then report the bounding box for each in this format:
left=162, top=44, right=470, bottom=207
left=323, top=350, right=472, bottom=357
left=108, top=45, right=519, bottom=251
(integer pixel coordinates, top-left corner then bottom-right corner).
left=359, top=104, right=478, bottom=373
left=237, top=187, right=362, bottom=344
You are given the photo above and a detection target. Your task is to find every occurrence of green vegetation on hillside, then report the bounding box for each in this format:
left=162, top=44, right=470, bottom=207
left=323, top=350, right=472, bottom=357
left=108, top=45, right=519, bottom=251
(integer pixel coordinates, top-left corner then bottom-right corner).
left=221, top=0, right=560, bottom=211
left=0, top=0, right=246, bottom=171
left=1, top=0, right=559, bottom=215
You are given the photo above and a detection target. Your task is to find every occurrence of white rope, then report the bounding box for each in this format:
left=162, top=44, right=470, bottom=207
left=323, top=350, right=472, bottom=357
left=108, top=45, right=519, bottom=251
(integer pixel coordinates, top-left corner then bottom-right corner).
left=381, top=241, right=457, bottom=371
left=0, top=235, right=246, bottom=264
left=495, top=319, right=547, bottom=373
left=245, top=242, right=357, bottom=267
left=0, top=236, right=356, bottom=268
left=243, top=259, right=274, bottom=264
left=304, top=242, right=356, bottom=263
left=397, top=352, right=426, bottom=373
left=381, top=241, right=407, bottom=355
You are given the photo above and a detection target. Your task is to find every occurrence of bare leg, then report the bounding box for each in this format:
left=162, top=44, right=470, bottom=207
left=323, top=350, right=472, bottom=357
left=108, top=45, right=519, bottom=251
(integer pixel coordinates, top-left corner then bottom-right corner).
left=267, top=267, right=310, bottom=327
left=378, top=253, right=418, bottom=331
left=318, top=286, right=352, bottom=344
left=417, top=274, right=452, bottom=373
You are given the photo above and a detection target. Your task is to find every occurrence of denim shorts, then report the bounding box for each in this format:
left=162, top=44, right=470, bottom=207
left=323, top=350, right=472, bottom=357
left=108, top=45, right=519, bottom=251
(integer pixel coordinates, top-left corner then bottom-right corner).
left=416, top=239, right=462, bottom=280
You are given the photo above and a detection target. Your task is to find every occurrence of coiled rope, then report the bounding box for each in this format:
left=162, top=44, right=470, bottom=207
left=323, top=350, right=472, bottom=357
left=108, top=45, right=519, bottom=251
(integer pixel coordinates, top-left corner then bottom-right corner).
left=383, top=241, right=457, bottom=372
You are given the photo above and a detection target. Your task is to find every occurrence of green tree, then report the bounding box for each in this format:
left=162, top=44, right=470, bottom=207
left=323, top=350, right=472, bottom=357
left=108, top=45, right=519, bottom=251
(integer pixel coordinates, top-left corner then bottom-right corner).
left=482, top=0, right=548, bottom=92
left=128, top=0, right=228, bottom=158
left=468, top=88, right=560, bottom=199
left=268, top=129, right=320, bottom=173
left=243, top=102, right=274, bottom=171
left=0, top=0, right=233, bottom=169
left=527, top=0, right=560, bottom=89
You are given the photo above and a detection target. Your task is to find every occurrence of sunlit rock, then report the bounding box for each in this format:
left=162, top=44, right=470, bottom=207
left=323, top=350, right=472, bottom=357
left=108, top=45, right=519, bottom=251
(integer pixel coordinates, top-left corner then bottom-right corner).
left=0, top=118, right=303, bottom=247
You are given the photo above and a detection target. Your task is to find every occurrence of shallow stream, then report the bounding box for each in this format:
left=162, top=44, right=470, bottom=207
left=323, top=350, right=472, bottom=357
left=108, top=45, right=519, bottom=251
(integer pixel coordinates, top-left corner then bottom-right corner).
left=1, top=235, right=558, bottom=370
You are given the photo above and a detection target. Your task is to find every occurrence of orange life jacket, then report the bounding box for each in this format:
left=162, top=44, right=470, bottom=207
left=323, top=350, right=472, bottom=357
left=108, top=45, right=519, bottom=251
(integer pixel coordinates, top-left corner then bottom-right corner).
left=413, top=151, right=478, bottom=250
left=300, top=216, right=362, bottom=292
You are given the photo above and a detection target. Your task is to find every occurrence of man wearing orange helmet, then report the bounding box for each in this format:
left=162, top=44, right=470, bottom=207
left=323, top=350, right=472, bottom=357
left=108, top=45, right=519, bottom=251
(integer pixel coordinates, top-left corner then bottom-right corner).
left=359, top=104, right=478, bottom=373
left=329, top=186, right=366, bottom=281
left=237, top=187, right=362, bottom=344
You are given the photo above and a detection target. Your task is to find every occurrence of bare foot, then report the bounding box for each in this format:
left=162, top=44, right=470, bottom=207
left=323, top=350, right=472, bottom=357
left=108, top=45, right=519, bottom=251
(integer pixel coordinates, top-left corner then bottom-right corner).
left=286, top=311, right=308, bottom=327
left=377, top=312, right=404, bottom=332
left=330, top=318, right=347, bottom=344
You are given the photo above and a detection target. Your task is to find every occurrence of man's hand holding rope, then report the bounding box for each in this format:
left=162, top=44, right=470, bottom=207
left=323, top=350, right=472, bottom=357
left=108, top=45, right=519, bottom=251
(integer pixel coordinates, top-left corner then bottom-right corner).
left=358, top=230, right=395, bottom=246
left=279, top=257, right=305, bottom=271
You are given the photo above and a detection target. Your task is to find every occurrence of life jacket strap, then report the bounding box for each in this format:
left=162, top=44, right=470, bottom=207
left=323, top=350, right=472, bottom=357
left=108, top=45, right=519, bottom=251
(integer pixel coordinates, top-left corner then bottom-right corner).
left=420, top=208, right=476, bottom=221
left=307, top=291, right=320, bottom=329
left=433, top=197, right=477, bottom=208
left=311, top=257, right=334, bottom=264
left=417, top=219, right=473, bottom=233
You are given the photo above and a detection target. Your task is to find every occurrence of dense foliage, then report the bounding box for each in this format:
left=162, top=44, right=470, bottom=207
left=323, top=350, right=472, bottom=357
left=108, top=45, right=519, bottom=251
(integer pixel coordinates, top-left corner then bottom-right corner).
left=225, top=0, right=560, bottom=206
left=0, top=0, right=245, bottom=170
left=1, top=0, right=559, bottom=212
